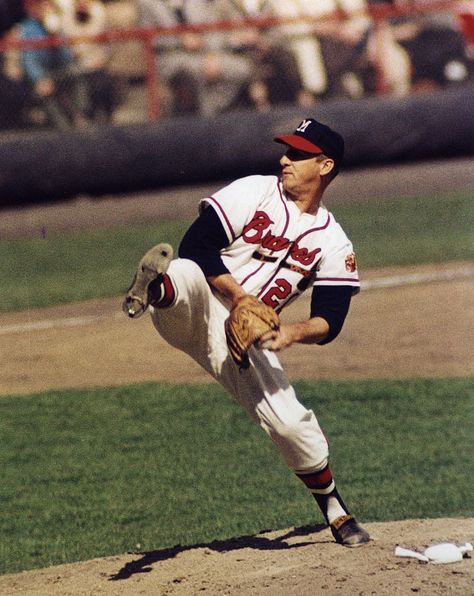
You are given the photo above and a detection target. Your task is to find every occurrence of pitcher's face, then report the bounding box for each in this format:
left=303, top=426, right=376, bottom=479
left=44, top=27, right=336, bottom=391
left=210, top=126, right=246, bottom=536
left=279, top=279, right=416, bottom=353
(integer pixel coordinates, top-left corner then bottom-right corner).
left=279, top=149, right=334, bottom=196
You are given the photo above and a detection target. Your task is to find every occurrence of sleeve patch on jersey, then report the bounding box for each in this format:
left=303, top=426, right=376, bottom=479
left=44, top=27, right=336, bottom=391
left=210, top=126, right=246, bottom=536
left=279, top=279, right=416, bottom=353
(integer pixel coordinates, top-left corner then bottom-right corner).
left=345, top=253, right=357, bottom=273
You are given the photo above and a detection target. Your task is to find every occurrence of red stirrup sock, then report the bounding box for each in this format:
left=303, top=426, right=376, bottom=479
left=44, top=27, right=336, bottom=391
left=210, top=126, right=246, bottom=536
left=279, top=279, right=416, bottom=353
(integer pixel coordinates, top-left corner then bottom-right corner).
left=295, top=465, right=349, bottom=524
left=149, top=273, right=175, bottom=308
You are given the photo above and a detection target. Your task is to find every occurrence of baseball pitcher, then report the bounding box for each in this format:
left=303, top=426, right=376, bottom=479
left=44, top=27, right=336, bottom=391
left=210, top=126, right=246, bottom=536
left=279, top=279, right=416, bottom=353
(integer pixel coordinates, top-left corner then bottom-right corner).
left=123, top=118, right=370, bottom=546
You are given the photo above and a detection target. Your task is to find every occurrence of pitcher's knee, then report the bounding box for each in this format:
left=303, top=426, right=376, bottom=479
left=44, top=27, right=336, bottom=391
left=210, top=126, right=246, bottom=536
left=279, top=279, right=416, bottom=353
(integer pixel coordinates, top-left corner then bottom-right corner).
left=169, top=258, right=206, bottom=284
left=270, top=418, right=304, bottom=442
left=267, top=414, right=329, bottom=471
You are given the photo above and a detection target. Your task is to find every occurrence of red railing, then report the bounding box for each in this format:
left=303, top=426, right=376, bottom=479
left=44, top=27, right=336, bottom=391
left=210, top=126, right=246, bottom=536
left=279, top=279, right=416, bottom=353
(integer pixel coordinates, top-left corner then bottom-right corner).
left=0, top=1, right=470, bottom=121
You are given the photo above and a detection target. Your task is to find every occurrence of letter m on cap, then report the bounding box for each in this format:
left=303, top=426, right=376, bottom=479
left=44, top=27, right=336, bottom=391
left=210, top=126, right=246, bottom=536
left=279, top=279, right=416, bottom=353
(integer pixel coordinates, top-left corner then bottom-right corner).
left=296, top=119, right=311, bottom=133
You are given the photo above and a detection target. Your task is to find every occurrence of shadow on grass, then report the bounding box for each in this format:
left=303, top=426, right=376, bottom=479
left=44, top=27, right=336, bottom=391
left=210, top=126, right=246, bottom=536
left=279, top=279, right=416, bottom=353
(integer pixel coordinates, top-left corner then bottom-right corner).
left=110, top=523, right=327, bottom=581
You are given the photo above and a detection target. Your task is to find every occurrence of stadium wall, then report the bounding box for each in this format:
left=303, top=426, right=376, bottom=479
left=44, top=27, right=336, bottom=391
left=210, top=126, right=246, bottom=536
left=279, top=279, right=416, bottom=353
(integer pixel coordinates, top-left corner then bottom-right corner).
left=0, top=85, right=473, bottom=206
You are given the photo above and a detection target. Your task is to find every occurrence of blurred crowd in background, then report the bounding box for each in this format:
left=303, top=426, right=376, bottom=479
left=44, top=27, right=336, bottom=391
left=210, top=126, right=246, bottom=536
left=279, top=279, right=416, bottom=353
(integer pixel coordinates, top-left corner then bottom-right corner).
left=0, top=0, right=473, bottom=131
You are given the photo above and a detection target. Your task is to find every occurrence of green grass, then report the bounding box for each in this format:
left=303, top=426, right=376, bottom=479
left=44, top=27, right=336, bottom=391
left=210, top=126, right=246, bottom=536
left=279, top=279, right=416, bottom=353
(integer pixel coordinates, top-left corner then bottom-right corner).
left=0, top=220, right=190, bottom=312
left=0, top=378, right=472, bottom=574
left=1, top=189, right=472, bottom=312
left=334, top=189, right=474, bottom=268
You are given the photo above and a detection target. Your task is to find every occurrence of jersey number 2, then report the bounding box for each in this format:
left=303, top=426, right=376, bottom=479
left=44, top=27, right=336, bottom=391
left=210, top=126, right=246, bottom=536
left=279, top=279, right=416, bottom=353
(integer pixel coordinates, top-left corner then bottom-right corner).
left=262, top=278, right=292, bottom=308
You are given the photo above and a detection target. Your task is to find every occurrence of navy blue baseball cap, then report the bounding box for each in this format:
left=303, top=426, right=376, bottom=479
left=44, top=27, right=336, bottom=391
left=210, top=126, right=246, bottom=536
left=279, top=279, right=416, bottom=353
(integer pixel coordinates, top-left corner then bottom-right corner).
left=274, top=118, right=345, bottom=170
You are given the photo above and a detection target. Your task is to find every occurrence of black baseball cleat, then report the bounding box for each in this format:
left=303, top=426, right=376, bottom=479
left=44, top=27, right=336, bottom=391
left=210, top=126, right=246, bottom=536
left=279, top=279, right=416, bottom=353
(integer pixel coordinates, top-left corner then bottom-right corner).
left=122, top=243, right=173, bottom=318
left=330, top=514, right=370, bottom=547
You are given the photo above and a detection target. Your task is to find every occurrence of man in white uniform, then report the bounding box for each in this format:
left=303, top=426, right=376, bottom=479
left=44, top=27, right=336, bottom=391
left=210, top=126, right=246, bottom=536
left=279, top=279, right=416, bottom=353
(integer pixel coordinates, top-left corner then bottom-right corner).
left=123, top=118, right=370, bottom=546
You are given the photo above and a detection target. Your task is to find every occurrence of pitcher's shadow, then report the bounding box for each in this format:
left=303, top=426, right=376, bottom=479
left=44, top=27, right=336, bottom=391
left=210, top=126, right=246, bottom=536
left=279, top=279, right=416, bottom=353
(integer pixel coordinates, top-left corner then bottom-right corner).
left=110, top=523, right=328, bottom=581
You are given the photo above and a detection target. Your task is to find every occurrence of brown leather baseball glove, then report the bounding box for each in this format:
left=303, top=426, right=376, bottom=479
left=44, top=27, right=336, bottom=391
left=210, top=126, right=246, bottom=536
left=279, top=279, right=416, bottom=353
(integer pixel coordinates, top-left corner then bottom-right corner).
left=225, top=295, right=280, bottom=369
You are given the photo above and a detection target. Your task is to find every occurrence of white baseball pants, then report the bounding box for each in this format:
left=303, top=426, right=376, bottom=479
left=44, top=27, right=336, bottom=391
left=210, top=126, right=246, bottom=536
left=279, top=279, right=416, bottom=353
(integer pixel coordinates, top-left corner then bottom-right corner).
left=150, top=258, right=329, bottom=473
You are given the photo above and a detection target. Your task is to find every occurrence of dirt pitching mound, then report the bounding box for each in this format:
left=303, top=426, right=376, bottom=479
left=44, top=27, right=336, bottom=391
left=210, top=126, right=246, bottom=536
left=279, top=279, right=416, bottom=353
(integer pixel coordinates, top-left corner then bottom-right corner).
left=1, top=518, right=472, bottom=595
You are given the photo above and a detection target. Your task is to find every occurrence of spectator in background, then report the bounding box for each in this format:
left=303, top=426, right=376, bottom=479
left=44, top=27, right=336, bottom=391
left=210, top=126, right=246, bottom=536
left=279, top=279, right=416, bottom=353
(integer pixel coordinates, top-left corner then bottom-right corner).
left=0, top=0, right=26, bottom=35
left=265, top=0, right=335, bottom=105
left=0, top=42, right=32, bottom=129
left=135, top=0, right=253, bottom=117
left=53, top=0, right=118, bottom=123
left=389, top=6, right=473, bottom=92
left=267, top=0, right=411, bottom=100
left=18, top=0, right=88, bottom=128
left=350, top=0, right=411, bottom=97
left=222, top=0, right=304, bottom=111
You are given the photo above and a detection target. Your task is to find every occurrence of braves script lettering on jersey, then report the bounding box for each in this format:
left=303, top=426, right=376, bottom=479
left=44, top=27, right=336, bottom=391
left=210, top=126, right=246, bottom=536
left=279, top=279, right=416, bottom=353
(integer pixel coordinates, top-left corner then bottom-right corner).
left=203, top=174, right=359, bottom=310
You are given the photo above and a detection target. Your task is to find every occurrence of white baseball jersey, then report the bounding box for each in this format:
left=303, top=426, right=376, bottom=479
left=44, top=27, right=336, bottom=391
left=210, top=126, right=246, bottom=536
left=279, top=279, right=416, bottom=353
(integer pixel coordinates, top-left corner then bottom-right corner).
left=201, top=175, right=360, bottom=312
left=150, top=173, right=359, bottom=473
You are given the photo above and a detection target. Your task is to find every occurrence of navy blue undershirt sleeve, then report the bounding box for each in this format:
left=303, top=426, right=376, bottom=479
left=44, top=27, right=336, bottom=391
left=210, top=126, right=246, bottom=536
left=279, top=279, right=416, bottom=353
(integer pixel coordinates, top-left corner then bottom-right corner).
left=178, top=205, right=230, bottom=277
left=310, top=285, right=353, bottom=345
